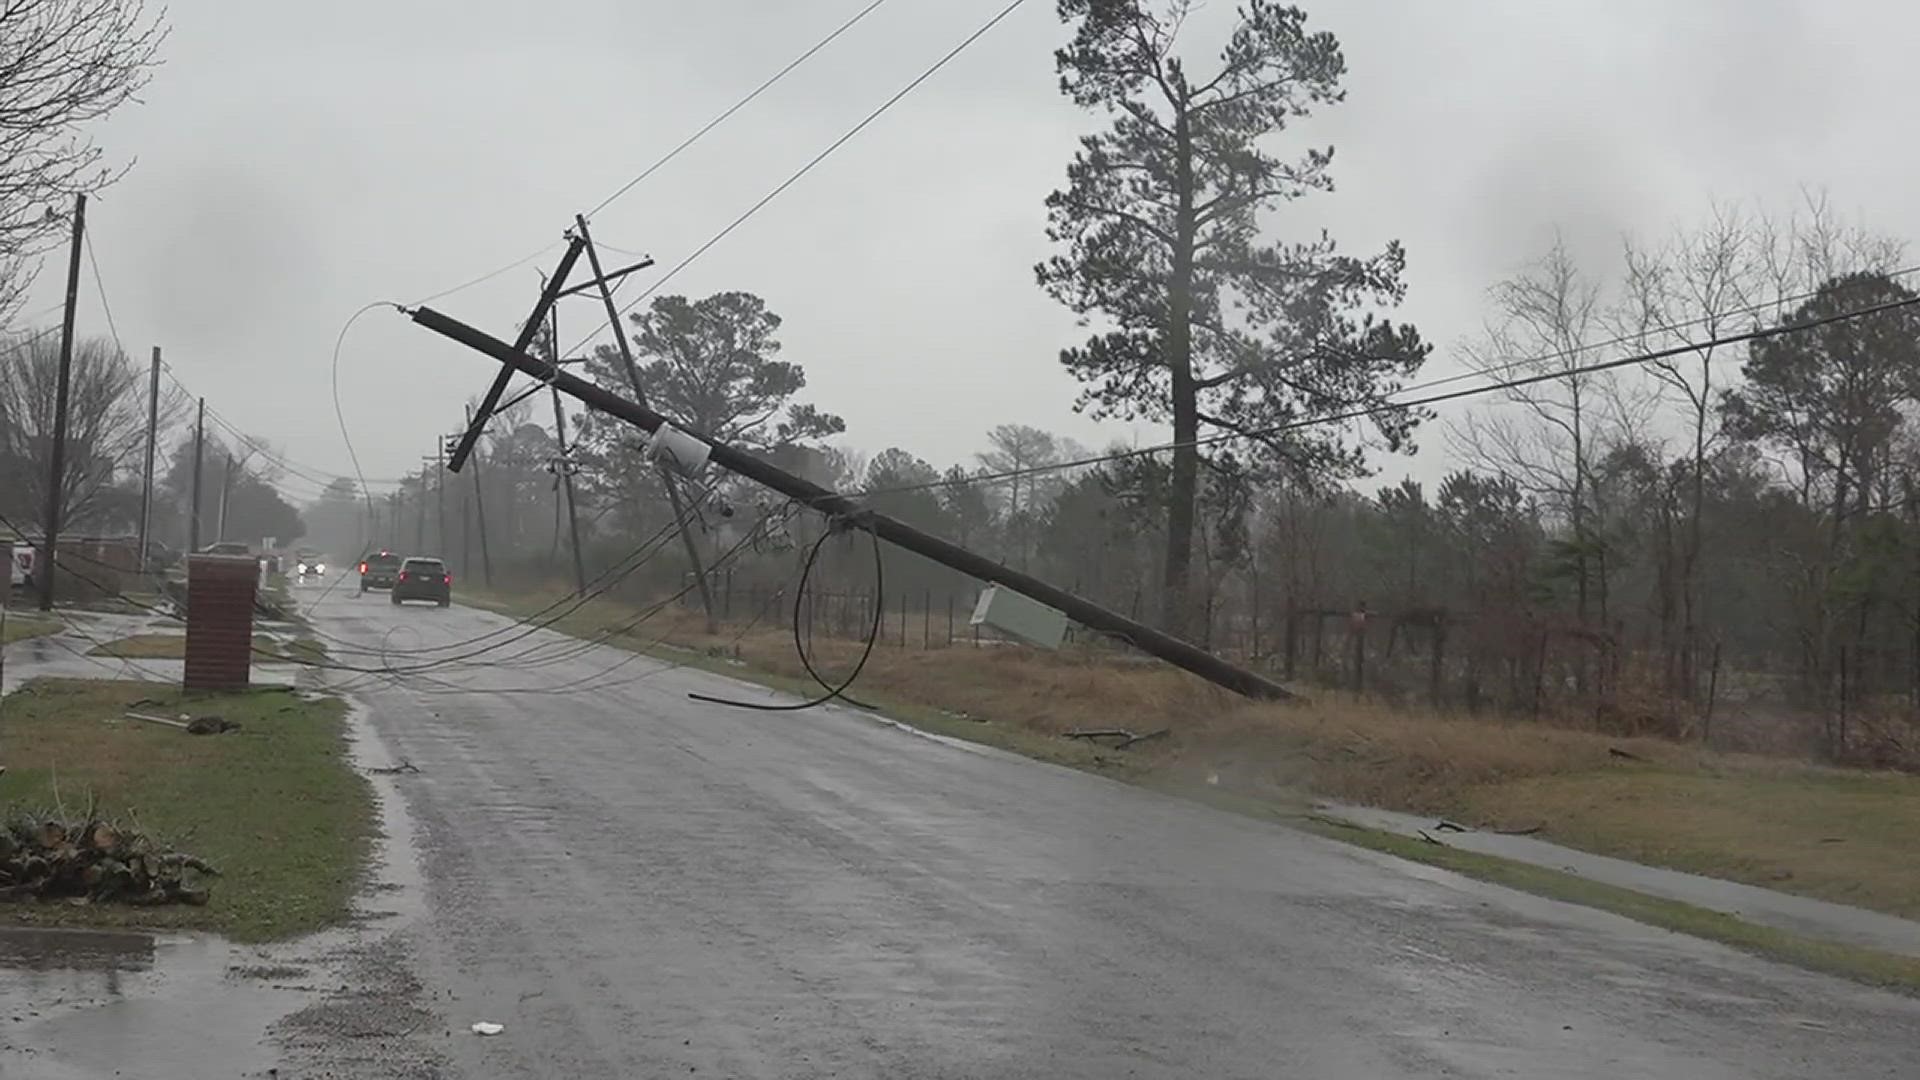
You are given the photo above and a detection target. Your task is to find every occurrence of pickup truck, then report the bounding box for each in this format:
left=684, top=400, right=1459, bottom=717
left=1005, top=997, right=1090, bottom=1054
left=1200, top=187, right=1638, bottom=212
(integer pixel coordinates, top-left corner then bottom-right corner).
left=359, top=550, right=404, bottom=593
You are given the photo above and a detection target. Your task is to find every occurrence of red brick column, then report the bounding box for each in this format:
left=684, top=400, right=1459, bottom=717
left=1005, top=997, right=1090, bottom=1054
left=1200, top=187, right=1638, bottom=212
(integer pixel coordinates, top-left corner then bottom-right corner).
left=185, top=555, right=257, bottom=691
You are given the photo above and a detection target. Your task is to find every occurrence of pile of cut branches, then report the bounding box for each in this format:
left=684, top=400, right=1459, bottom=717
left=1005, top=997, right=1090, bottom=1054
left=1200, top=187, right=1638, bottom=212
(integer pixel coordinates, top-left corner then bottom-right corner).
left=0, top=808, right=218, bottom=906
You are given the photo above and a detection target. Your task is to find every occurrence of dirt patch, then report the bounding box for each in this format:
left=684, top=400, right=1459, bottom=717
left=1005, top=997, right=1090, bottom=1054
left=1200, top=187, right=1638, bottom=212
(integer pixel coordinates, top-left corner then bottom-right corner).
left=229, top=962, right=310, bottom=982
left=273, top=937, right=449, bottom=1079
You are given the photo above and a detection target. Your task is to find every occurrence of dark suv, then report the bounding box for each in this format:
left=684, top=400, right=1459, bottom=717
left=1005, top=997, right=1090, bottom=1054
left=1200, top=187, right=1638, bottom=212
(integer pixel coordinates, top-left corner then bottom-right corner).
left=391, top=557, right=451, bottom=607
left=359, top=550, right=403, bottom=593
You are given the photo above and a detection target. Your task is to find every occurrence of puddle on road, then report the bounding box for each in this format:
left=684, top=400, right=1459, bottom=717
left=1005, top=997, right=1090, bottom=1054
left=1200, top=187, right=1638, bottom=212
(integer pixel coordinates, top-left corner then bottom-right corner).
left=0, top=926, right=311, bottom=1080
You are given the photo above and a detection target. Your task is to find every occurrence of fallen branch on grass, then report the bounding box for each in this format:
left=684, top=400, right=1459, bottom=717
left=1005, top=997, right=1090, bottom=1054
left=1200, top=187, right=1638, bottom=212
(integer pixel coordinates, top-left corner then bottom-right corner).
left=368, top=760, right=421, bottom=776
left=0, top=811, right=218, bottom=906
left=1064, top=727, right=1170, bottom=749
left=123, top=712, right=241, bottom=735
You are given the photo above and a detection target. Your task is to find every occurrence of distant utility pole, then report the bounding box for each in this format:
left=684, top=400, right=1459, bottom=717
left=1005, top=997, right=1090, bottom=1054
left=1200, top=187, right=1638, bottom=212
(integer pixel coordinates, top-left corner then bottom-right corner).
left=216, top=451, right=234, bottom=541
left=463, top=407, right=493, bottom=587
left=188, top=398, right=205, bottom=554
left=574, top=214, right=716, bottom=630
left=36, top=192, right=86, bottom=611
left=421, top=452, right=444, bottom=556
left=137, top=346, right=160, bottom=572
left=460, top=485, right=472, bottom=582
left=547, top=305, right=588, bottom=596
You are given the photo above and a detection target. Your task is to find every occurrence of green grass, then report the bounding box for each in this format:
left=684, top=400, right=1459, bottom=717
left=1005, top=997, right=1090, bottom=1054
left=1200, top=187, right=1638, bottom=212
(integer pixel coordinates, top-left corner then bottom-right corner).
left=1, top=612, right=61, bottom=645
left=0, top=677, right=375, bottom=941
left=1458, top=768, right=1920, bottom=919
left=1290, top=813, right=1920, bottom=993
left=88, top=633, right=329, bottom=665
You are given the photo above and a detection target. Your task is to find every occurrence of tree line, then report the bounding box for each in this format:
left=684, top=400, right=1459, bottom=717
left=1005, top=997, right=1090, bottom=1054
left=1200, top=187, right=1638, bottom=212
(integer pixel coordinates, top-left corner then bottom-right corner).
left=7, top=1, right=1918, bottom=764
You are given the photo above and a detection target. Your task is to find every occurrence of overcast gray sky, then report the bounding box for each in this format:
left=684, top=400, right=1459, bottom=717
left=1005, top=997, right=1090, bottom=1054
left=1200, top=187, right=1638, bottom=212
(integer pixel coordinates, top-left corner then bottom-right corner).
left=26, top=0, right=1920, bottom=503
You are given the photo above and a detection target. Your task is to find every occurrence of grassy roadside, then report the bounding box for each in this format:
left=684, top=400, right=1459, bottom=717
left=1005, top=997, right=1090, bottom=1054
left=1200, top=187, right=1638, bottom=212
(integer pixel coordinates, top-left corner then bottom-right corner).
left=0, top=677, right=375, bottom=941
left=87, top=632, right=330, bottom=665
left=465, top=586, right=1920, bottom=953
left=1129, top=774, right=1920, bottom=991
left=1, top=612, right=62, bottom=645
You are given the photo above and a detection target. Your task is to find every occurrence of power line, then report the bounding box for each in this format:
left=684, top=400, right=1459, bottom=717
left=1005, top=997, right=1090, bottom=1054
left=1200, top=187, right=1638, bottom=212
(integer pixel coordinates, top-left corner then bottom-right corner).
left=850, top=290, right=1920, bottom=501
left=1426, top=263, right=1920, bottom=400
left=585, top=0, right=895, bottom=218
left=410, top=0, right=894, bottom=308
left=561, top=0, right=1033, bottom=359
left=409, top=241, right=565, bottom=308
left=82, top=229, right=123, bottom=353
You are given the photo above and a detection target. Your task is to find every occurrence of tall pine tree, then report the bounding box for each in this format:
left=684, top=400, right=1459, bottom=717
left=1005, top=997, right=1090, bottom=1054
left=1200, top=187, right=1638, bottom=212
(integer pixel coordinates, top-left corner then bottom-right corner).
left=1038, top=0, right=1427, bottom=634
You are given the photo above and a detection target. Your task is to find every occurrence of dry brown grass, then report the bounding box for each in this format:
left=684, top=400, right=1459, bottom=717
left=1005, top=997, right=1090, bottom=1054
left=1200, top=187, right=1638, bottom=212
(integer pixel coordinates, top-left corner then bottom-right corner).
left=473, top=586, right=1920, bottom=918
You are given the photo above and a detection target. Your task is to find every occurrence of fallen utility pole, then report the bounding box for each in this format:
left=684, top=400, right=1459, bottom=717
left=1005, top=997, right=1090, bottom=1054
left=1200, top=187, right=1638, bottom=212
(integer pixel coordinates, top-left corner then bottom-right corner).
left=573, top=215, right=717, bottom=633
left=447, top=236, right=585, bottom=472
left=410, top=305, right=1291, bottom=700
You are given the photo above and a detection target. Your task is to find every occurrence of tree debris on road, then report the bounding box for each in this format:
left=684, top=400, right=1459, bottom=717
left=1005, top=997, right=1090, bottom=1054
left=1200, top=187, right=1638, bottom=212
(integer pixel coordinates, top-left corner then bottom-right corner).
left=0, top=810, right=219, bottom=906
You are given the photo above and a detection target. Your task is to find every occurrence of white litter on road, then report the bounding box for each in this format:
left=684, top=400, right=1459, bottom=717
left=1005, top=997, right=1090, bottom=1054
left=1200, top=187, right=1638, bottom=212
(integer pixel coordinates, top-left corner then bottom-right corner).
left=470, top=1022, right=505, bottom=1036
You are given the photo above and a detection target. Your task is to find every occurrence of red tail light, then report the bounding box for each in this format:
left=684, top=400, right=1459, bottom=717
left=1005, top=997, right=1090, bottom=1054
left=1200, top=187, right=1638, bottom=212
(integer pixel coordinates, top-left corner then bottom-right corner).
left=443, top=573, right=452, bottom=585
left=398, top=571, right=409, bottom=582
left=359, top=561, right=368, bottom=574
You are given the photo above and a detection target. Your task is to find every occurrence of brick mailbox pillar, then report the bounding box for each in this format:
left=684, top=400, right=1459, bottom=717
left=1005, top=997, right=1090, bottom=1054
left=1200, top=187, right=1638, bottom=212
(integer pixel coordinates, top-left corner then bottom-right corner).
left=185, top=554, right=258, bottom=691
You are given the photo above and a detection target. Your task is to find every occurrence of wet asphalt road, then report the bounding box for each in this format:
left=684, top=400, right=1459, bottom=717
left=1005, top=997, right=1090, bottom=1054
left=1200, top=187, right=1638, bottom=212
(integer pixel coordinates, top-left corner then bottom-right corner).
left=302, top=580, right=1920, bottom=1079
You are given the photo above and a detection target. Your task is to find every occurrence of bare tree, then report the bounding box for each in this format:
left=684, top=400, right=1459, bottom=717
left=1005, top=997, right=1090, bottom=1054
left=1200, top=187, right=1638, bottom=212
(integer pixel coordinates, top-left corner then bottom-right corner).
left=0, top=332, right=179, bottom=533
left=1451, top=236, right=1645, bottom=626
left=0, top=0, right=166, bottom=323
left=976, top=423, right=1062, bottom=568
left=1616, top=203, right=1762, bottom=696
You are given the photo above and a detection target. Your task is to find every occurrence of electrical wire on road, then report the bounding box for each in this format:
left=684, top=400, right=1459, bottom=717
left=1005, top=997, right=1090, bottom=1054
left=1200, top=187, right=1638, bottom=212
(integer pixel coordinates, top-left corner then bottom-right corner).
left=359, top=514, right=785, bottom=699
left=284, top=480, right=744, bottom=687
left=690, top=519, right=884, bottom=712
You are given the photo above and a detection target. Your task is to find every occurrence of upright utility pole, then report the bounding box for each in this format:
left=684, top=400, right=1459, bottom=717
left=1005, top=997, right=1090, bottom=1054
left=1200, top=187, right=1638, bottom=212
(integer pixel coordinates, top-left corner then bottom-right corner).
left=460, top=481, right=471, bottom=581
left=574, top=214, right=716, bottom=630
left=464, top=406, right=494, bottom=587
left=187, top=398, right=205, bottom=554
left=422, top=453, right=444, bottom=555
left=37, top=193, right=86, bottom=611
left=137, top=346, right=160, bottom=572
left=216, top=451, right=234, bottom=541
left=544, top=299, right=588, bottom=595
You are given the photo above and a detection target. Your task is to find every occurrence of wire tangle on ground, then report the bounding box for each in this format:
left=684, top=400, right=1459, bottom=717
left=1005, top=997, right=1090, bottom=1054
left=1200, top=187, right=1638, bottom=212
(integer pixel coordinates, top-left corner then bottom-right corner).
left=690, top=512, right=883, bottom=713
